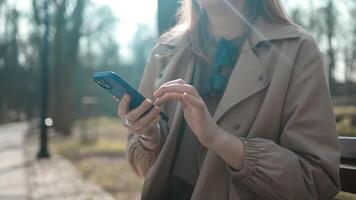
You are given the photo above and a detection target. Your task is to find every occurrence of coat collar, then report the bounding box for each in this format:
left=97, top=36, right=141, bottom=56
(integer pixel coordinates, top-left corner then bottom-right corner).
left=156, top=16, right=302, bottom=123
left=248, top=16, right=301, bottom=48
left=212, top=18, right=301, bottom=122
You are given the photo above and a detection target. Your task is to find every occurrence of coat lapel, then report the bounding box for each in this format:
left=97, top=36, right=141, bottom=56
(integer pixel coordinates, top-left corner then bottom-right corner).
left=191, top=41, right=271, bottom=199
left=194, top=18, right=302, bottom=199
left=213, top=40, right=270, bottom=122
left=212, top=17, right=301, bottom=122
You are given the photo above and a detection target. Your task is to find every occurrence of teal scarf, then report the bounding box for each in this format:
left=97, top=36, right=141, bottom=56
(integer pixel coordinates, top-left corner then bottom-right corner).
left=202, top=36, right=245, bottom=97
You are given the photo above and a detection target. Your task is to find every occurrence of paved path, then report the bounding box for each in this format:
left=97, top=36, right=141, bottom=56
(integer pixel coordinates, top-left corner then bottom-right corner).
left=26, top=155, right=116, bottom=200
left=0, top=122, right=117, bottom=200
left=0, top=122, right=29, bottom=200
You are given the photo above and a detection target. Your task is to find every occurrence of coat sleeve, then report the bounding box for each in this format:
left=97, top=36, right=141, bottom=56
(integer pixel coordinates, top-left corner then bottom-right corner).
left=126, top=44, right=168, bottom=177
left=227, top=42, right=341, bottom=199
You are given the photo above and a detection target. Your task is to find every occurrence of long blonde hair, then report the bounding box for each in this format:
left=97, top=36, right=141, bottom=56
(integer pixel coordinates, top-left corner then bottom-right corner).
left=161, top=0, right=291, bottom=61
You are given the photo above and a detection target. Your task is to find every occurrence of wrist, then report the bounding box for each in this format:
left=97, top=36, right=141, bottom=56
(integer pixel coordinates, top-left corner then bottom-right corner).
left=138, top=124, right=162, bottom=150
left=208, top=130, right=245, bottom=171
left=205, top=126, right=227, bottom=150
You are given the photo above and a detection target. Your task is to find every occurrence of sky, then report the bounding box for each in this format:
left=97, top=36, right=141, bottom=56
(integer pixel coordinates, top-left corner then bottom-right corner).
left=93, top=0, right=157, bottom=60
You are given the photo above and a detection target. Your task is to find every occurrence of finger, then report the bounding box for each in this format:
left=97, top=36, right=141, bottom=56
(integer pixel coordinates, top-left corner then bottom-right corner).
left=182, top=92, right=204, bottom=109
left=133, top=106, right=160, bottom=130
left=154, top=92, right=183, bottom=106
left=118, top=93, right=131, bottom=117
left=153, top=84, right=198, bottom=98
left=160, top=79, right=186, bottom=87
left=126, top=99, right=153, bottom=122
left=130, top=114, right=161, bottom=135
left=142, top=115, right=161, bottom=136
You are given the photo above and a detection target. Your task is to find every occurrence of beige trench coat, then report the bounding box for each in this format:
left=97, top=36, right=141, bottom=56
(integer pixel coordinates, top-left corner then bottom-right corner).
left=127, top=16, right=341, bottom=200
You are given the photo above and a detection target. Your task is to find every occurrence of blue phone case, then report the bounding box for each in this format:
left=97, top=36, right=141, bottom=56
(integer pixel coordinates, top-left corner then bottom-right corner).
left=92, top=71, right=169, bottom=122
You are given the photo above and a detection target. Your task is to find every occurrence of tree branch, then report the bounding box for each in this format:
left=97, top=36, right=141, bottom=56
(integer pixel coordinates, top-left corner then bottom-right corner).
left=32, top=0, right=42, bottom=25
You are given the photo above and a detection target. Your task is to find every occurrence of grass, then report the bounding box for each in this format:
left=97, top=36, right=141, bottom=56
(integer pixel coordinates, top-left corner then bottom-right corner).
left=50, top=116, right=143, bottom=200
left=52, top=137, right=126, bottom=158
left=51, top=106, right=356, bottom=199
left=334, top=106, right=356, bottom=137
left=76, top=157, right=142, bottom=199
left=337, top=118, right=356, bottom=137
left=336, top=192, right=356, bottom=200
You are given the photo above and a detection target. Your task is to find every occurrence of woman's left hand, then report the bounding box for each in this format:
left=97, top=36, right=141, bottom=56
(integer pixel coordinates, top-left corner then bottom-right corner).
left=153, top=79, right=222, bottom=148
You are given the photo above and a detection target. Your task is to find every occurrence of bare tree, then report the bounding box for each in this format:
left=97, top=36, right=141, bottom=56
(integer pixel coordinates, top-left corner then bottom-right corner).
left=51, top=0, right=86, bottom=135
left=343, top=1, right=356, bottom=94
left=322, top=0, right=338, bottom=94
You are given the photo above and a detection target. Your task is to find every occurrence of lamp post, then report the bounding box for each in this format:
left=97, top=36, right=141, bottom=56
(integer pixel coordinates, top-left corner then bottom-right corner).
left=37, top=0, right=50, bottom=159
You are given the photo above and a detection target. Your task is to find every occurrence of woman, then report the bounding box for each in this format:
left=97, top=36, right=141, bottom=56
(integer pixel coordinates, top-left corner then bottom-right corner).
left=117, top=0, right=341, bottom=199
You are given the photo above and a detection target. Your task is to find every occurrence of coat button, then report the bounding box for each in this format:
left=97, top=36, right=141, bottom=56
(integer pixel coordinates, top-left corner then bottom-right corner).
left=233, top=124, right=240, bottom=130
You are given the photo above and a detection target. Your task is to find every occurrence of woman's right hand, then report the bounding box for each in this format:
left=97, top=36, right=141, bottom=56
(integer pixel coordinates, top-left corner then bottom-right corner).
left=117, top=94, right=162, bottom=148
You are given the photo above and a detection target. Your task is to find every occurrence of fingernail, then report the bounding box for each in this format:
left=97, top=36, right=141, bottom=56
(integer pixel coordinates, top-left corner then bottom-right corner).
left=154, top=98, right=159, bottom=105
left=148, top=99, right=154, bottom=106
left=154, top=90, right=161, bottom=97
left=127, top=94, right=132, bottom=99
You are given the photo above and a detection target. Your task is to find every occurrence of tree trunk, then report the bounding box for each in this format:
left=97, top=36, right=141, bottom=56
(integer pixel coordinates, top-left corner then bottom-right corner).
left=52, top=0, right=85, bottom=135
left=325, top=0, right=337, bottom=95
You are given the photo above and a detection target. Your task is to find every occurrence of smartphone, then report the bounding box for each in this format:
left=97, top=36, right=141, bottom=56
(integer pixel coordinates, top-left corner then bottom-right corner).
left=92, top=71, right=169, bottom=122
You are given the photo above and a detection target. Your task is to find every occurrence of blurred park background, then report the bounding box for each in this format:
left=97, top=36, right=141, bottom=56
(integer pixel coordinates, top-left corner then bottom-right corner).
left=0, top=0, right=356, bottom=199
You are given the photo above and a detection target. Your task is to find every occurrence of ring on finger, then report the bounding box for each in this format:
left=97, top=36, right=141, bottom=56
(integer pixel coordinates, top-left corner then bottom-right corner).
left=124, top=115, right=135, bottom=127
